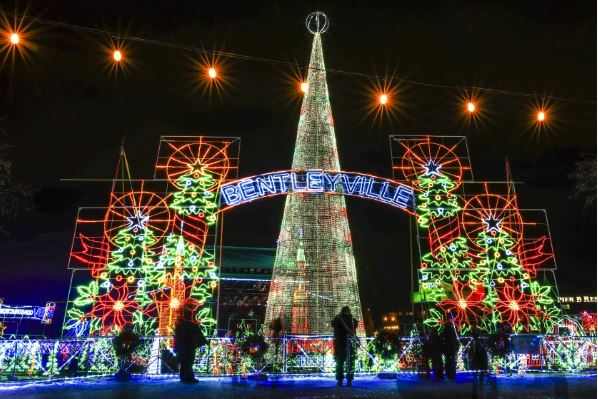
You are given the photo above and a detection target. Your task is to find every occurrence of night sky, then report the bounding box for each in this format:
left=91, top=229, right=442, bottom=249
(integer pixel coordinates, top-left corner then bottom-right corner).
left=0, top=1, right=595, bottom=332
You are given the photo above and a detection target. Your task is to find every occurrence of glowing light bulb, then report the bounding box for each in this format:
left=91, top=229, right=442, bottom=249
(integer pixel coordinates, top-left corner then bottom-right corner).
left=113, top=50, right=122, bottom=62
left=300, top=82, right=308, bottom=93
left=467, top=102, right=476, bottom=113
left=113, top=301, right=124, bottom=311
left=208, top=67, right=217, bottom=79
left=379, top=93, right=388, bottom=105
left=170, top=298, right=180, bottom=309
left=9, top=33, right=19, bottom=45
left=537, top=111, right=546, bottom=122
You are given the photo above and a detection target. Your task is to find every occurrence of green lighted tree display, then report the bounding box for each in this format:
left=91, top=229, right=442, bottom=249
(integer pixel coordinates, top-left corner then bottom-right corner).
left=472, top=226, right=560, bottom=333
left=404, top=140, right=560, bottom=334
left=150, top=233, right=218, bottom=336
left=66, top=213, right=160, bottom=336
left=415, top=172, right=461, bottom=228
left=105, top=219, right=158, bottom=276
left=43, top=341, right=59, bottom=376
left=63, top=149, right=225, bottom=338
left=408, top=149, right=488, bottom=334
left=461, top=192, right=560, bottom=333
left=171, top=162, right=218, bottom=222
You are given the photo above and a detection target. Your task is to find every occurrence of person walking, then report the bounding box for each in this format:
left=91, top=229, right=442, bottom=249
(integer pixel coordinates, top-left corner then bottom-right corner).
left=331, top=306, right=358, bottom=387
left=428, top=328, right=444, bottom=380
left=174, top=307, right=207, bottom=384
left=470, top=327, right=489, bottom=399
left=441, top=322, right=459, bottom=380
left=270, top=316, right=284, bottom=368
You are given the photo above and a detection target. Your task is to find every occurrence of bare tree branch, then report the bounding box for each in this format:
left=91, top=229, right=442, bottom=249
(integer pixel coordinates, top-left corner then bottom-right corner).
left=0, top=142, right=34, bottom=232
left=570, top=153, right=597, bottom=211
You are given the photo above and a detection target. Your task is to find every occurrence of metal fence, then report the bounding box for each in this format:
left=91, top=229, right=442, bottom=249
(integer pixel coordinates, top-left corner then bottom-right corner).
left=0, top=335, right=595, bottom=381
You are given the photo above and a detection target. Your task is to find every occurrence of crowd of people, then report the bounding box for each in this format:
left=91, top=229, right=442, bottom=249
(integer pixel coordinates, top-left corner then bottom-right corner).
left=168, top=305, right=510, bottom=386
left=420, top=323, right=461, bottom=380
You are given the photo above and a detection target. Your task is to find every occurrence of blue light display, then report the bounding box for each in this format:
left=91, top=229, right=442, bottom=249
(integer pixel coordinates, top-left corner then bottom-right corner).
left=0, top=302, right=56, bottom=324
left=219, top=170, right=414, bottom=211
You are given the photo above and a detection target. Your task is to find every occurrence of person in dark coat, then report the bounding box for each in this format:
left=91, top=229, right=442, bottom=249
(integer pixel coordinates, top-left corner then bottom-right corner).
left=470, top=328, right=488, bottom=378
left=441, top=323, right=459, bottom=380
left=270, top=317, right=283, bottom=338
left=174, top=308, right=207, bottom=384
left=112, top=325, right=140, bottom=381
left=470, top=326, right=491, bottom=399
left=428, top=328, right=444, bottom=380
left=420, top=330, right=431, bottom=379
left=489, top=323, right=512, bottom=374
left=270, top=317, right=284, bottom=366
left=331, top=306, right=358, bottom=387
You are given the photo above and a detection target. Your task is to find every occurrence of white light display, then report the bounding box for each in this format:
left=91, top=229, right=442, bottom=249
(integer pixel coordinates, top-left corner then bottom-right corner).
left=263, top=31, right=365, bottom=335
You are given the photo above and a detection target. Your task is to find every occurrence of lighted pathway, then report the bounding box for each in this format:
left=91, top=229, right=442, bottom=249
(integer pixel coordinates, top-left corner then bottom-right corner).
left=0, top=374, right=595, bottom=399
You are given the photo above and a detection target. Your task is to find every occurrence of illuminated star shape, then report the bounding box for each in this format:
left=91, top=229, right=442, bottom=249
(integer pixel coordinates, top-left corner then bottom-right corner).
left=422, top=159, right=442, bottom=177
left=188, top=160, right=205, bottom=175
left=126, top=210, right=149, bottom=231
left=482, top=213, right=502, bottom=233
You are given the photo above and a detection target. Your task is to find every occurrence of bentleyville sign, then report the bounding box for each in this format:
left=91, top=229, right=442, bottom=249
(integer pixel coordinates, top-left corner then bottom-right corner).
left=219, top=170, right=414, bottom=210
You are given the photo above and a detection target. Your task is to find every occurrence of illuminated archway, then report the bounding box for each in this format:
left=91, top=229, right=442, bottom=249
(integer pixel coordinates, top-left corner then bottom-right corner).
left=218, top=169, right=415, bottom=214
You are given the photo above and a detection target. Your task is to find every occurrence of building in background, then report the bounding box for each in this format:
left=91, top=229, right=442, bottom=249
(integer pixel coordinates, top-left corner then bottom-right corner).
left=558, top=295, right=596, bottom=313
left=381, top=312, right=400, bottom=332
left=379, top=310, right=422, bottom=334
left=217, top=246, right=274, bottom=335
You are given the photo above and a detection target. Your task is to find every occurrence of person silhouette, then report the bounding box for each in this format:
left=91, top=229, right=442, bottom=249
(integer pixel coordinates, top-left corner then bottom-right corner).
left=441, top=322, right=459, bottom=380
left=270, top=317, right=284, bottom=363
left=331, top=306, right=358, bottom=387
left=421, top=329, right=431, bottom=379
left=429, top=328, right=444, bottom=380
left=470, top=326, right=488, bottom=399
left=174, top=307, right=206, bottom=384
left=112, top=325, right=140, bottom=381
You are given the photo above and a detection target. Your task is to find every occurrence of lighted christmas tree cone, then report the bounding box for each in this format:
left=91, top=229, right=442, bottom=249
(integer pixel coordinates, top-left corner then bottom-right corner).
left=264, top=19, right=365, bottom=336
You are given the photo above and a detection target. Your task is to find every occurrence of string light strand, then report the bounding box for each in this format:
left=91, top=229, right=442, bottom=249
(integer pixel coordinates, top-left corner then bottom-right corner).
left=5, top=12, right=596, bottom=105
